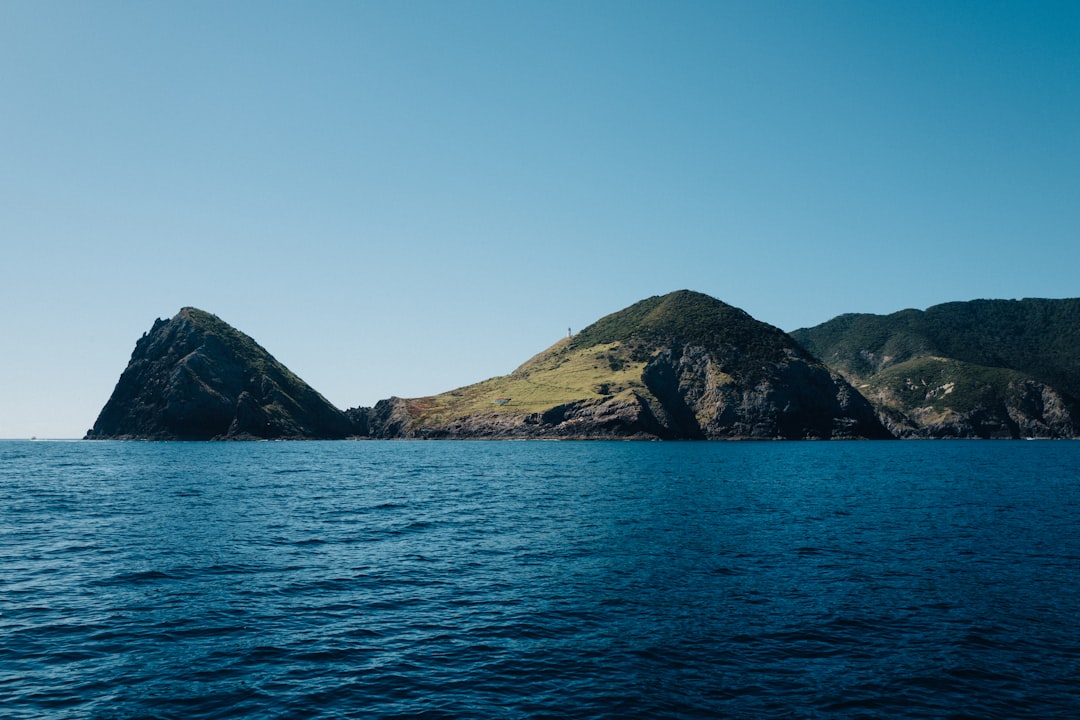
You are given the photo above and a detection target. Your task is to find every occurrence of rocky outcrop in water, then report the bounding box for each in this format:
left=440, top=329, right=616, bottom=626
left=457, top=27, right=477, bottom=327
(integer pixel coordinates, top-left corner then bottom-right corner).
left=86, top=308, right=354, bottom=440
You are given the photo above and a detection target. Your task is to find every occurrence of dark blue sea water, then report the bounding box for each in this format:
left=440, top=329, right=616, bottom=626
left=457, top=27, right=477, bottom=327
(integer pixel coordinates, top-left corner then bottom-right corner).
left=2, top=440, right=1079, bottom=719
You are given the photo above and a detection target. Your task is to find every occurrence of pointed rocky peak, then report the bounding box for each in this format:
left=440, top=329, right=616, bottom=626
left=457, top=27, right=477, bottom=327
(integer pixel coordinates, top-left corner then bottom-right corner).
left=86, top=308, right=354, bottom=440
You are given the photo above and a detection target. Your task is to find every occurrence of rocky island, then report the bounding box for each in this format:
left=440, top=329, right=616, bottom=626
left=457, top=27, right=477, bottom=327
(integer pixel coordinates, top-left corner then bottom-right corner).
left=86, top=308, right=354, bottom=440
left=87, top=293, right=1080, bottom=440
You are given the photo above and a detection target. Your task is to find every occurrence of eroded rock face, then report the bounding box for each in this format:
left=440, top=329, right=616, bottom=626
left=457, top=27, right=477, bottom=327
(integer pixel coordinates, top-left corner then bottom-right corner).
left=86, top=308, right=354, bottom=440
left=1008, top=381, right=1078, bottom=438
left=639, top=345, right=890, bottom=440
left=350, top=395, right=663, bottom=439
left=875, top=379, right=1078, bottom=439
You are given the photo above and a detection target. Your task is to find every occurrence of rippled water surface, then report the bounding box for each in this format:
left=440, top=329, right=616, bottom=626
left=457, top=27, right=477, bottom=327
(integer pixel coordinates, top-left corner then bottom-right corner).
left=2, top=440, right=1079, bottom=718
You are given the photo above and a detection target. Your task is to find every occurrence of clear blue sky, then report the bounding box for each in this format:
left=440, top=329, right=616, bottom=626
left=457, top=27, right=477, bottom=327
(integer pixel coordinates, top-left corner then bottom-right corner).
left=2, top=1, right=1078, bottom=438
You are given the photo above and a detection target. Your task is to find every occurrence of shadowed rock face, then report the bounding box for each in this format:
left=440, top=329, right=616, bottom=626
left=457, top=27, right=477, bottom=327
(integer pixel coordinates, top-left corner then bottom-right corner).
left=86, top=308, right=354, bottom=440
left=869, top=375, right=1078, bottom=439
left=349, top=291, right=893, bottom=440
left=638, top=343, right=888, bottom=440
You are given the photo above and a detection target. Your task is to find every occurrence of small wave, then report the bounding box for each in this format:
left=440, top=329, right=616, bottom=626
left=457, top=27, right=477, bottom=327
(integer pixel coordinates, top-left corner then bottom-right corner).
left=92, top=569, right=182, bottom=586
left=710, top=566, right=742, bottom=576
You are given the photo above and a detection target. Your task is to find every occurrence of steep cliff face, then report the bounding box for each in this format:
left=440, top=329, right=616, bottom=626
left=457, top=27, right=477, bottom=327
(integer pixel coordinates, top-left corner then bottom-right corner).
left=351, top=291, right=891, bottom=440
left=791, top=299, right=1080, bottom=438
left=86, top=308, right=354, bottom=440
left=639, top=343, right=885, bottom=439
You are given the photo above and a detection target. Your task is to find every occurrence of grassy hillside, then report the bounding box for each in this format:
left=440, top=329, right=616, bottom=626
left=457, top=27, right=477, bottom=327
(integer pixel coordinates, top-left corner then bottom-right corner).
left=922, top=299, right=1080, bottom=397
left=353, top=289, right=891, bottom=439
left=392, top=290, right=792, bottom=428
left=397, top=338, right=656, bottom=425
left=387, top=290, right=836, bottom=432
left=790, top=298, right=1080, bottom=437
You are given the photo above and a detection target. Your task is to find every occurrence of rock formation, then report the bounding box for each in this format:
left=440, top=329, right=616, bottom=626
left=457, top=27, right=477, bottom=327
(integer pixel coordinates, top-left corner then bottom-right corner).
left=348, top=291, right=892, bottom=440
left=86, top=308, right=354, bottom=440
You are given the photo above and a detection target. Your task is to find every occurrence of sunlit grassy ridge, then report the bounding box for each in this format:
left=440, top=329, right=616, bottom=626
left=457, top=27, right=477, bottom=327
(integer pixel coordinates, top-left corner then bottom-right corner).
left=404, top=339, right=655, bottom=425
left=178, top=307, right=298, bottom=380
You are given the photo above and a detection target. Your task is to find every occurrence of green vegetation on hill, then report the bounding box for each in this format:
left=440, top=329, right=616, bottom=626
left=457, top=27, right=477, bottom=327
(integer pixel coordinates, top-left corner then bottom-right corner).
left=922, top=299, right=1080, bottom=398
left=375, top=289, right=886, bottom=439
left=176, top=307, right=326, bottom=429
left=792, top=297, right=1080, bottom=437
left=793, top=298, right=1080, bottom=399
left=395, top=339, right=653, bottom=426
left=792, top=309, right=933, bottom=377
left=178, top=308, right=305, bottom=388
left=407, top=290, right=804, bottom=427
left=865, top=356, right=1030, bottom=415
left=571, top=290, right=803, bottom=372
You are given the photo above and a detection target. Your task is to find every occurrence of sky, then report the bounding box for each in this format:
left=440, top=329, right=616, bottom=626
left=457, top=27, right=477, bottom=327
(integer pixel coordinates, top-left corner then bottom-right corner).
left=2, top=0, right=1078, bottom=438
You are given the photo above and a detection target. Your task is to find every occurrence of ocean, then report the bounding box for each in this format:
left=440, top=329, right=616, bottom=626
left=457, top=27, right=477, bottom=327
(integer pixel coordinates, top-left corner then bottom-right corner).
left=2, top=439, right=1078, bottom=719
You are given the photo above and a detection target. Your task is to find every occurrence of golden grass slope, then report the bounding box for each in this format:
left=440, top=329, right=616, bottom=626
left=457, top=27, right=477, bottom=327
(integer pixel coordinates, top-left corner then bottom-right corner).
left=399, top=337, right=658, bottom=426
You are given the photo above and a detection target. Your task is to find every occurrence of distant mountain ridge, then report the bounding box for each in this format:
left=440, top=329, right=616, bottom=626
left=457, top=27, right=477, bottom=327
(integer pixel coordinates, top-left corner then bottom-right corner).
left=791, top=298, right=1080, bottom=438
